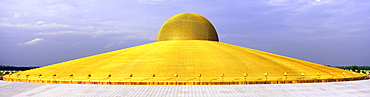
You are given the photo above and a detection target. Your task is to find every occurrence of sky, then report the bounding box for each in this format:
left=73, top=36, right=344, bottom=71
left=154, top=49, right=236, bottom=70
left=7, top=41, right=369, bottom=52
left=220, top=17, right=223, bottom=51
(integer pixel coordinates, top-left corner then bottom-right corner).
left=1, top=0, right=369, bottom=67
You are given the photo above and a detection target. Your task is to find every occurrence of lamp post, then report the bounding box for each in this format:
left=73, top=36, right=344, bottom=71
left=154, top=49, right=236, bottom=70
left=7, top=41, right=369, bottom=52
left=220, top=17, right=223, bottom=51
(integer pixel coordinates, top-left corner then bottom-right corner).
left=107, top=74, right=111, bottom=82
left=317, top=72, right=321, bottom=79
left=152, top=74, right=155, bottom=82
left=244, top=73, right=248, bottom=82
left=87, top=74, right=91, bottom=82
left=53, top=74, right=57, bottom=81
left=220, top=73, right=224, bottom=82
left=17, top=74, right=20, bottom=79
left=69, top=74, right=73, bottom=82
left=198, top=74, right=201, bottom=82
left=264, top=73, right=268, bottom=81
left=284, top=72, right=288, bottom=81
left=38, top=74, right=42, bottom=81
left=16, top=74, right=20, bottom=82
left=330, top=72, right=334, bottom=79
left=26, top=75, right=30, bottom=82
left=129, top=74, right=133, bottom=82
left=342, top=72, right=346, bottom=79
left=174, top=74, right=178, bottom=82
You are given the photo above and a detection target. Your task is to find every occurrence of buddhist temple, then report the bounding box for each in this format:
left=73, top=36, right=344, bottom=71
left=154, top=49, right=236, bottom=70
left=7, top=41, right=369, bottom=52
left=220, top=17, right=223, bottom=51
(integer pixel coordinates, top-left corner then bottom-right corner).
left=4, top=13, right=366, bottom=85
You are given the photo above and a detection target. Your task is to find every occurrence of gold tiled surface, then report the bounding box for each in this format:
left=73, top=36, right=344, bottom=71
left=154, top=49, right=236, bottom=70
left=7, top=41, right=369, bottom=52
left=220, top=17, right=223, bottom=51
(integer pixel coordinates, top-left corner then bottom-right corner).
left=157, top=13, right=218, bottom=41
left=4, top=40, right=363, bottom=83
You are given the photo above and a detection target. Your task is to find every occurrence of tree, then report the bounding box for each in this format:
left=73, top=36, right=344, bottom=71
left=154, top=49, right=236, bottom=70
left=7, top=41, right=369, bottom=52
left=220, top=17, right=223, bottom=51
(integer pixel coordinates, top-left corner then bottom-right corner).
left=351, top=65, right=359, bottom=72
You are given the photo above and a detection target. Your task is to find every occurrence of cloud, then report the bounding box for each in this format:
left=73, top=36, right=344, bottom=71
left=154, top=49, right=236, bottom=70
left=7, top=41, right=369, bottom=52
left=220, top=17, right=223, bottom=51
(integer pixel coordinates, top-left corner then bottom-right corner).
left=267, top=0, right=289, bottom=6
left=309, top=0, right=330, bottom=5
left=103, top=41, right=125, bottom=48
left=36, top=21, right=45, bottom=25
left=12, top=12, right=30, bottom=19
left=13, top=13, right=21, bottom=18
left=92, top=35, right=98, bottom=38
left=103, top=42, right=115, bottom=48
left=136, top=0, right=171, bottom=4
left=18, top=38, right=44, bottom=46
left=0, top=22, right=69, bottom=29
left=72, top=43, right=81, bottom=46
left=35, top=26, right=144, bottom=36
left=34, top=24, right=152, bottom=40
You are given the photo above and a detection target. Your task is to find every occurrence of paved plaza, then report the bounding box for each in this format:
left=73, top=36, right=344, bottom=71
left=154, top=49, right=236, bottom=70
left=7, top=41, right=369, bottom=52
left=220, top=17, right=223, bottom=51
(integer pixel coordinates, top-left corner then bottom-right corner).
left=1, top=79, right=369, bottom=96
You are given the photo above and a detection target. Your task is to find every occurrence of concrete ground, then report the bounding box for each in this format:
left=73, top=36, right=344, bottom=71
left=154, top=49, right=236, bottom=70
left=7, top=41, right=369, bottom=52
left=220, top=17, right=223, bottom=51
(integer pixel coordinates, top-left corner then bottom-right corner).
left=1, top=80, right=369, bottom=97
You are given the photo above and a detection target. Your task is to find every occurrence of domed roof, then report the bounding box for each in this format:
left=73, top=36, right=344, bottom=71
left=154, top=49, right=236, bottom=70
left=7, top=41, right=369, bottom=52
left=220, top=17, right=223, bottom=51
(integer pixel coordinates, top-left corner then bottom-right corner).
left=157, top=13, right=219, bottom=41
left=4, top=13, right=364, bottom=85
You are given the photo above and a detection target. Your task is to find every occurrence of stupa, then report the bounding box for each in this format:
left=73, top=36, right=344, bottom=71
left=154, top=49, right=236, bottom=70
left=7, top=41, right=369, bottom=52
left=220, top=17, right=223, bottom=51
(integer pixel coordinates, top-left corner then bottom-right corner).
left=4, top=13, right=366, bottom=85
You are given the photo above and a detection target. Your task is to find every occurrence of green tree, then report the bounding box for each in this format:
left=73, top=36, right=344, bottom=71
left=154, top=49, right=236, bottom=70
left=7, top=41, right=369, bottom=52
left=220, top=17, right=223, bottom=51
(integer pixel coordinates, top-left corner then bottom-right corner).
left=351, top=65, right=359, bottom=72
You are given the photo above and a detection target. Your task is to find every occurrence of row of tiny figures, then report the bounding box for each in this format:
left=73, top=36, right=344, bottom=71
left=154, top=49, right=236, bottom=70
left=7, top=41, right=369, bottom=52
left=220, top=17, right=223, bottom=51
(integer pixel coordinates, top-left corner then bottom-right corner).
left=11, top=72, right=366, bottom=79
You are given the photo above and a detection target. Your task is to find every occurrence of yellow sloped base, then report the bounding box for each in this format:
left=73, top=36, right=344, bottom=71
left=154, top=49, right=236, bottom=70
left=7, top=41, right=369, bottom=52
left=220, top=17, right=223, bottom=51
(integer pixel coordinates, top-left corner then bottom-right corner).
left=5, top=40, right=361, bottom=84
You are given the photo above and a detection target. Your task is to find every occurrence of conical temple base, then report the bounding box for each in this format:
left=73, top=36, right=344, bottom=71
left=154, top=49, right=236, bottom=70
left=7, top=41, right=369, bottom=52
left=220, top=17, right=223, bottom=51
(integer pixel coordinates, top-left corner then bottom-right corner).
left=4, top=40, right=367, bottom=85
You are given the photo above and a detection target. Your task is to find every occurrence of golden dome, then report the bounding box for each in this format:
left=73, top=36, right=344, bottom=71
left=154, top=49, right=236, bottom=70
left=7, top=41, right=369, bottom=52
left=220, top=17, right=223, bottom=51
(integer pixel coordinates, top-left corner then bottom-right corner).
left=157, top=13, right=219, bottom=41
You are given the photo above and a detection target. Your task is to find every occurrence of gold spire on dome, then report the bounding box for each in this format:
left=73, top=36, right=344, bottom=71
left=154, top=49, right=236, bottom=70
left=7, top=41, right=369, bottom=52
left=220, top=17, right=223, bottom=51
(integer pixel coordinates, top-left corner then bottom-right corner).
left=157, top=13, right=219, bottom=41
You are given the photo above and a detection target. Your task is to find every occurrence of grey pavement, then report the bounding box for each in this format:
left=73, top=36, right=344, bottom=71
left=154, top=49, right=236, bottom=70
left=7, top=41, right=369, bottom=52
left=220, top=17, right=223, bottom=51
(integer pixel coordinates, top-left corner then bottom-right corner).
left=1, top=80, right=369, bottom=97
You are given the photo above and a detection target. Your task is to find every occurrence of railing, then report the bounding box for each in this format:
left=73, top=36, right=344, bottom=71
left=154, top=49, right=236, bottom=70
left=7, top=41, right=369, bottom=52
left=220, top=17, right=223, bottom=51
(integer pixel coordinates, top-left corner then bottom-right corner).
left=3, top=69, right=368, bottom=85
left=3, top=74, right=368, bottom=85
